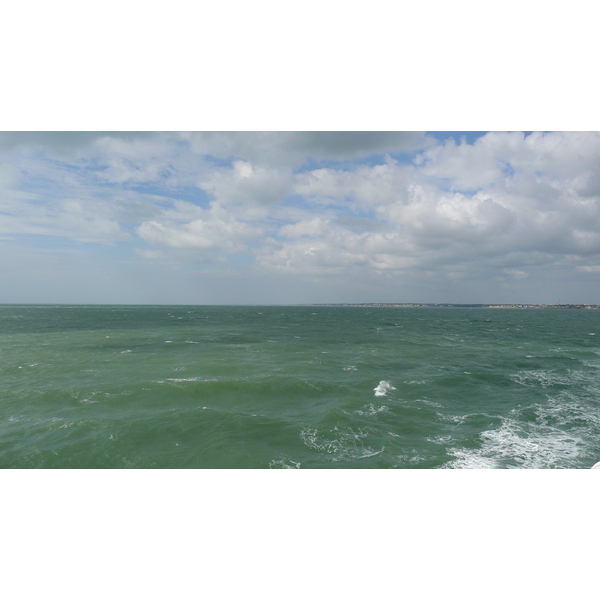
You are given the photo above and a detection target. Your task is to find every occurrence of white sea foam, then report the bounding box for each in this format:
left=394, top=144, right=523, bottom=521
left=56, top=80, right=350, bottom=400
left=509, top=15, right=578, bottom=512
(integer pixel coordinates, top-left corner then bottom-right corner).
left=8, top=416, right=27, bottom=423
left=361, top=447, right=385, bottom=458
left=446, top=419, right=583, bottom=469
left=428, top=435, right=452, bottom=444
left=80, top=397, right=98, bottom=404
left=439, top=413, right=467, bottom=424
left=300, top=425, right=383, bottom=462
left=354, top=403, right=390, bottom=416
left=269, top=458, right=301, bottom=469
left=393, top=451, right=426, bottom=466
left=537, top=392, right=600, bottom=429
left=374, top=380, right=396, bottom=396
left=511, top=368, right=588, bottom=388
left=444, top=391, right=600, bottom=469
left=343, top=365, right=357, bottom=371
left=445, top=450, right=499, bottom=469
left=415, top=398, right=443, bottom=408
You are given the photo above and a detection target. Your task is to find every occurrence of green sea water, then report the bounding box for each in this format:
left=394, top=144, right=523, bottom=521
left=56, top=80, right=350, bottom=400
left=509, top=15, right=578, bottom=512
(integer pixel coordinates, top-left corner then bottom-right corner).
left=1, top=304, right=599, bottom=468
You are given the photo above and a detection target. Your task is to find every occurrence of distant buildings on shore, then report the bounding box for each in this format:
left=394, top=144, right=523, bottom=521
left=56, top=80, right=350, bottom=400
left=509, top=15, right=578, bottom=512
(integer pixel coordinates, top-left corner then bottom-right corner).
left=311, top=303, right=600, bottom=309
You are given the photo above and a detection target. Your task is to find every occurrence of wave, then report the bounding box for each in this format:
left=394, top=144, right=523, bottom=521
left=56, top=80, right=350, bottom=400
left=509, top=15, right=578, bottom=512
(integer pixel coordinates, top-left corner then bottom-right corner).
left=374, top=380, right=396, bottom=397
left=300, top=425, right=384, bottom=462
left=444, top=392, right=600, bottom=469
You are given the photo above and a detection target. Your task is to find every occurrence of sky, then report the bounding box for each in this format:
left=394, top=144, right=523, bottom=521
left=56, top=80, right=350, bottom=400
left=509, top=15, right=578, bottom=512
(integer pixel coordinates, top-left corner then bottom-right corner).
left=1, top=130, right=600, bottom=304
left=2, top=7, right=599, bottom=598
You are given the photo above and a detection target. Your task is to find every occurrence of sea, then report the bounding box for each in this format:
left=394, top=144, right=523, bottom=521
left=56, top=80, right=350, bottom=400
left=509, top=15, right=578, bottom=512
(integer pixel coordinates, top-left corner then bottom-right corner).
left=1, top=304, right=599, bottom=469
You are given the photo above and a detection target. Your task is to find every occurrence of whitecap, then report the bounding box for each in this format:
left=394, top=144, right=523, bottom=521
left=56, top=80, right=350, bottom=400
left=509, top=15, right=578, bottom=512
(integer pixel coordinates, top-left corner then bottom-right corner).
left=354, top=403, right=390, bottom=416
left=269, top=458, right=301, bottom=469
left=511, top=369, right=588, bottom=388
left=415, top=398, right=443, bottom=408
left=428, top=435, right=452, bottom=444
left=374, top=380, right=396, bottom=396
left=445, top=409, right=585, bottom=469
left=300, top=425, right=383, bottom=462
left=360, top=447, right=385, bottom=458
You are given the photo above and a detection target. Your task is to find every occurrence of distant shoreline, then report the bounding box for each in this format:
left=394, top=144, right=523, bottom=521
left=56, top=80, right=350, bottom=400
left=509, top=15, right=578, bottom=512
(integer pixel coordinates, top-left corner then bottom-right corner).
left=309, top=303, right=600, bottom=309
left=1, top=303, right=599, bottom=309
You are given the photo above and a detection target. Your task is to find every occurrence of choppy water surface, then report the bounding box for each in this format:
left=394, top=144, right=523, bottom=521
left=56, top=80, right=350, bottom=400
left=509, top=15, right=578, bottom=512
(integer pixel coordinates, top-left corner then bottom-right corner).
left=1, top=305, right=599, bottom=468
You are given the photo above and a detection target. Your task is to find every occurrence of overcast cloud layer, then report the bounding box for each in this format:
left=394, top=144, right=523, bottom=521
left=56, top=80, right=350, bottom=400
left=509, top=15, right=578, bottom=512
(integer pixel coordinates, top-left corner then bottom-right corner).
left=1, top=131, right=599, bottom=304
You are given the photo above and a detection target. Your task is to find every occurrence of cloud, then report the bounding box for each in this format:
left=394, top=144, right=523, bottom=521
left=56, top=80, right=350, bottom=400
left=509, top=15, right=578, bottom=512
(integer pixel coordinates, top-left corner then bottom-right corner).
left=3, top=130, right=600, bottom=303
left=294, top=159, right=416, bottom=210
left=503, top=268, right=528, bottom=279
left=135, top=248, right=164, bottom=260
left=136, top=218, right=257, bottom=250
left=254, top=132, right=600, bottom=281
left=576, top=265, right=600, bottom=273
left=0, top=132, right=156, bottom=156
left=198, top=160, right=294, bottom=206
left=185, top=131, right=431, bottom=169
left=0, top=198, right=128, bottom=244
left=0, top=163, right=21, bottom=188
left=283, top=131, right=432, bottom=159
left=135, top=200, right=263, bottom=256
